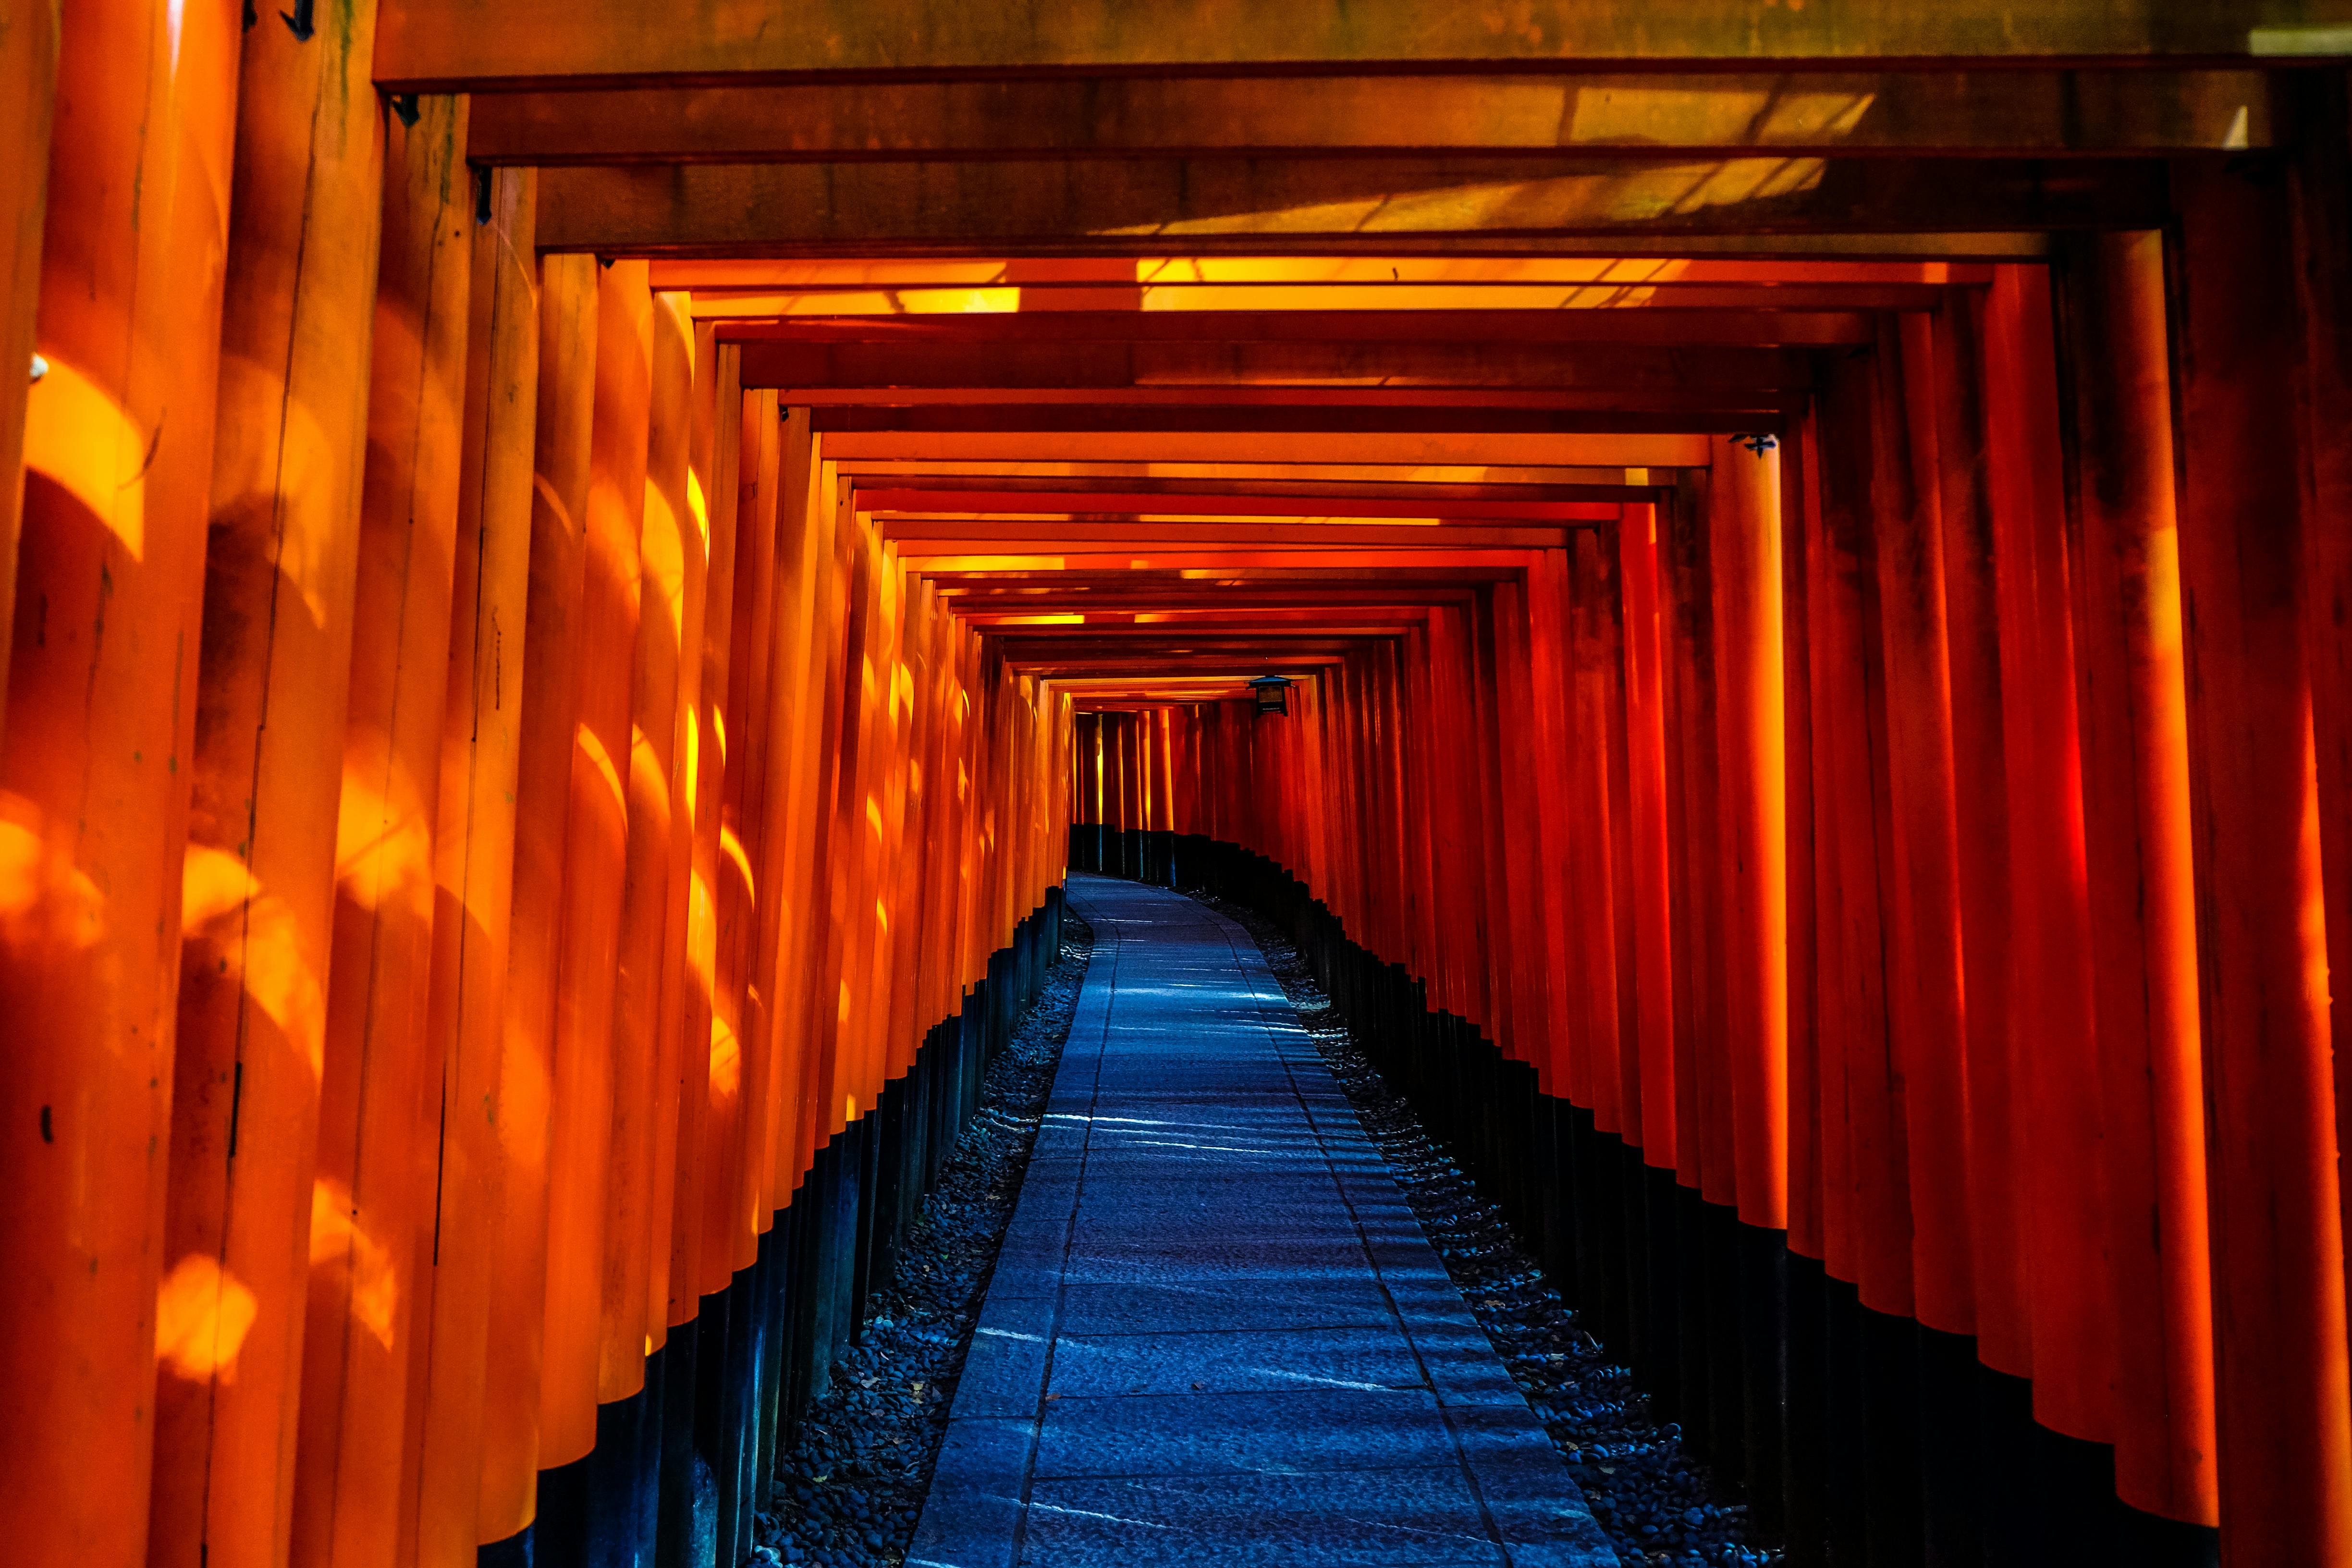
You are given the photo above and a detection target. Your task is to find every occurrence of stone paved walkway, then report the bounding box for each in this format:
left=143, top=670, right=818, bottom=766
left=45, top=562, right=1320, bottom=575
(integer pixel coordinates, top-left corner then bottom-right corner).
left=908, top=875, right=1620, bottom=1568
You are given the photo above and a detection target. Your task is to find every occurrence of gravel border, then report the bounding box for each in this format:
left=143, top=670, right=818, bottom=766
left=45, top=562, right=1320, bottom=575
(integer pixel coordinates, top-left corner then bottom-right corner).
left=751, top=914, right=1095, bottom=1568
left=1197, top=892, right=1784, bottom=1568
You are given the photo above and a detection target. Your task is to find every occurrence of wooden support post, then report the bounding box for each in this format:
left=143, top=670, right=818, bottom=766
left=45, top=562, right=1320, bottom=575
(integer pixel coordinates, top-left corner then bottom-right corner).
left=1617, top=504, right=1680, bottom=1175
left=401, top=166, right=539, bottom=1564
left=2171, top=159, right=2352, bottom=1564
left=1765, top=422, right=1816, bottom=1245
left=0, top=0, right=238, bottom=1560
left=600, top=284, right=695, bottom=1403
left=1661, top=480, right=1729, bottom=1204
left=1808, top=351, right=1911, bottom=1323
left=706, top=393, right=780, bottom=1279
left=540, top=258, right=649, bottom=1456
left=473, top=248, right=597, bottom=1546
left=761, top=412, right=833, bottom=1204
left=1706, top=432, right=1788, bottom=1233
left=1566, top=529, right=1628, bottom=1138
left=294, top=91, right=472, bottom=1568
left=1870, top=313, right=1974, bottom=1338
left=2285, top=74, right=2352, bottom=1429
left=667, top=340, right=742, bottom=1335
left=784, top=461, right=856, bottom=1235
left=1927, top=287, right=2027, bottom=1381
left=777, top=417, right=857, bottom=1210
left=644, top=297, right=712, bottom=1353
left=159, top=0, right=386, bottom=1558
left=2050, top=231, right=2207, bottom=1505
left=0, top=0, right=58, bottom=749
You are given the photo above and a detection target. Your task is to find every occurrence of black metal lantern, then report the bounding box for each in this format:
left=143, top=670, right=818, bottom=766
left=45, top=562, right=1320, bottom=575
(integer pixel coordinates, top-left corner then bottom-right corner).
left=1249, top=674, right=1293, bottom=716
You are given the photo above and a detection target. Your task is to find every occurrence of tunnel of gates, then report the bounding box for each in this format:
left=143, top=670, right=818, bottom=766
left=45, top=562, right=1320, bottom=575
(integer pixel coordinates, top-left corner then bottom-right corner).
left=6, top=5, right=2352, bottom=1568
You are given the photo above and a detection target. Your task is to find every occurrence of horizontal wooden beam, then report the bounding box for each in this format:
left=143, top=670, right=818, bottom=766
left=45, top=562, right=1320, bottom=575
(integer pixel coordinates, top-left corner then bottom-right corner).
left=724, top=309, right=1868, bottom=344
left=815, top=405, right=1782, bottom=435
left=888, top=521, right=1577, bottom=549
left=862, top=489, right=1623, bottom=517
left=853, top=475, right=1649, bottom=504
left=694, top=284, right=1941, bottom=318
left=797, top=387, right=1785, bottom=411
left=939, top=585, right=1474, bottom=609
left=375, top=0, right=2350, bottom=87
left=653, top=257, right=2000, bottom=288
left=745, top=341, right=1814, bottom=392
left=972, top=612, right=1433, bottom=629
left=468, top=70, right=2274, bottom=162
left=534, top=156, right=2167, bottom=252
left=831, top=458, right=1667, bottom=487
left=817, top=429, right=1712, bottom=465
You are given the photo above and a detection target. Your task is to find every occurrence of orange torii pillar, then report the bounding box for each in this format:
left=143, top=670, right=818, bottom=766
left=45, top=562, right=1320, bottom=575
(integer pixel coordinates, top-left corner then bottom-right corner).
left=1, top=1, right=239, bottom=1560
left=2170, top=165, right=2352, bottom=1568
left=159, top=4, right=385, bottom=1562
left=419, top=166, right=544, bottom=1568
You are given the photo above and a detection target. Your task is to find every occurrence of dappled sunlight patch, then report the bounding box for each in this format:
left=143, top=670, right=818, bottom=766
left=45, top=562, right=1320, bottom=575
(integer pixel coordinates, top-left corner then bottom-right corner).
left=0, top=792, right=106, bottom=955
left=332, top=737, right=435, bottom=914
left=155, top=1253, right=259, bottom=1383
left=307, top=1177, right=400, bottom=1350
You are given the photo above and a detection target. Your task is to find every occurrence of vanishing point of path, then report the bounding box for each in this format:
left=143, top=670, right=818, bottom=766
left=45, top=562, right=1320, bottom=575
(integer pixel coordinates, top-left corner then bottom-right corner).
left=908, top=874, right=1620, bottom=1568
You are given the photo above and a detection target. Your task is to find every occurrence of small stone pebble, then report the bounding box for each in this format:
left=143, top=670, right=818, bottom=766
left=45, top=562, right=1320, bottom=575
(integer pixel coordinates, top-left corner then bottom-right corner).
left=1201, top=893, right=1785, bottom=1568
left=749, top=918, right=1094, bottom=1568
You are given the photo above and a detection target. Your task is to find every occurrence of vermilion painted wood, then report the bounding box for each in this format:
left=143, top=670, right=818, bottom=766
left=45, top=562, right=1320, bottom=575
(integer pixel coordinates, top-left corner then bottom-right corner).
left=752, top=420, right=846, bottom=1241
left=1617, top=506, right=1680, bottom=1173
left=2053, top=232, right=2208, bottom=1490
left=2287, top=85, right=2352, bottom=1461
left=705, top=394, right=780, bottom=1278
left=1809, top=355, right=1912, bottom=1320
left=876, top=578, right=931, bottom=1084
left=537, top=259, right=649, bottom=1452
left=1525, top=552, right=1584, bottom=1102
left=1926, top=291, right=2024, bottom=1372
left=784, top=472, right=858, bottom=1217
left=1486, top=582, right=1546, bottom=1076
left=0, top=0, right=56, bottom=757
left=160, top=3, right=385, bottom=1558
left=1706, top=434, right=1788, bottom=1231
left=295, top=95, right=473, bottom=1568
left=1779, top=419, right=1823, bottom=1262
left=468, top=249, right=595, bottom=1542
left=598, top=286, right=694, bottom=1387
left=760, top=414, right=834, bottom=1198
left=665, top=345, right=740, bottom=1329
left=2172, top=162, right=2352, bottom=1567
left=1568, top=530, right=1629, bottom=1136
left=1590, top=529, right=1645, bottom=1142
left=1661, top=481, right=1728, bottom=1201
left=847, top=541, right=908, bottom=1120
left=1, top=1, right=235, bottom=1559
left=642, top=305, right=712, bottom=1348
left=1871, top=312, right=1973, bottom=1336
left=408, top=168, right=540, bottom=1561
left=1972, top=274, right=2067, bottom=1388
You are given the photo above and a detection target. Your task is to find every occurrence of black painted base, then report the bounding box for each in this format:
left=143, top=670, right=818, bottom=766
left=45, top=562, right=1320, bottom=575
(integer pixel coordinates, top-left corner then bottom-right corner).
left=1176, top=840, right=2220, bottom=1568
left=480, top=887, right=1069, bottom=1568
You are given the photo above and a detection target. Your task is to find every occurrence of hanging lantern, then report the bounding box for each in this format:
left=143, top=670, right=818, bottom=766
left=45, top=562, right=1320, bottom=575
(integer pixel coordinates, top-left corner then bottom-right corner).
left=1249, top=674, right=1293, bottom=717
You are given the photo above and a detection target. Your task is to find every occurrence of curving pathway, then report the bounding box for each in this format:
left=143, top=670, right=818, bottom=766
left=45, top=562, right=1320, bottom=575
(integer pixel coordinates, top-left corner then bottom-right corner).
left=908, top=874, right=1620, bottom=1568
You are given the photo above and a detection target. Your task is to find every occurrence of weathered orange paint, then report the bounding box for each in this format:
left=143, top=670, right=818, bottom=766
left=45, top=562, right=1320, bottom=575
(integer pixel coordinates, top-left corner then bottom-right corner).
left=2172, top=161, right=2352, bottom=1565
left=407, top=166, right=540, bottom=1563
left=470, top=247, right=596, bottom=1545
left=158, top=1, right=386, bottom=1557
left=294, top=92, right=471, bottom=1568
left=2, top=0, right=237, bottom=1559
